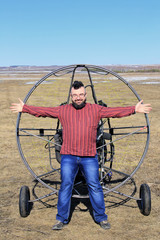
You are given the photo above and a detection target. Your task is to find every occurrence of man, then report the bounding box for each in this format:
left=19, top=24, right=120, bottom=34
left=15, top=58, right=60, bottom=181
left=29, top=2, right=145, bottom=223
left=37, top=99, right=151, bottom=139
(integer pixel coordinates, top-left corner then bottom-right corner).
left=10, top=81, right=152, bottom=230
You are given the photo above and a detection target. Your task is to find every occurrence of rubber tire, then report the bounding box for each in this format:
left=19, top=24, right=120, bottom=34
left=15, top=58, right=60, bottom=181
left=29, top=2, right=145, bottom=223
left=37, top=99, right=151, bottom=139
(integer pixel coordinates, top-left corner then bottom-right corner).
left=139, top=183, right=151, bottom=216
left=19, top=186, right=31, bottom=217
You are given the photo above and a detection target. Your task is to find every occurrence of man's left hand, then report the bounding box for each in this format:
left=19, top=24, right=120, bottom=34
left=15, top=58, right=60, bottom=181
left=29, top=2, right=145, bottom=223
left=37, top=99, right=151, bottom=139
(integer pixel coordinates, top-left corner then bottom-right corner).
left=135, top=100, right=152, bottom=114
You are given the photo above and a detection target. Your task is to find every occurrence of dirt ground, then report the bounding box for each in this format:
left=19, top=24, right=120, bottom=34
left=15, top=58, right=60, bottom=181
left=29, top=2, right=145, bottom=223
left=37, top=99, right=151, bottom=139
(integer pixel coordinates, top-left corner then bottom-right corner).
left=0, top=70, right=160, bottom=240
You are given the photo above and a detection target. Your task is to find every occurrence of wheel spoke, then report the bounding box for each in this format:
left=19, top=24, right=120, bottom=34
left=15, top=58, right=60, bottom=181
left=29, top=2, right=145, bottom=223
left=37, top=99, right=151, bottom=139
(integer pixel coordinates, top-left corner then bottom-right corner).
left=97, top=126, right=147, bottom=150
left=19, top=128, right=62, bottom=148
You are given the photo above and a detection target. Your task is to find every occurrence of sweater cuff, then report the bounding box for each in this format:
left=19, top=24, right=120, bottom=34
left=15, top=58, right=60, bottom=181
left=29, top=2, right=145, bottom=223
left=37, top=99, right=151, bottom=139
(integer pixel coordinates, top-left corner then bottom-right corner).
left=22, top=104, right=28, bottom=113
left=133, top=106, right=136, bottom=114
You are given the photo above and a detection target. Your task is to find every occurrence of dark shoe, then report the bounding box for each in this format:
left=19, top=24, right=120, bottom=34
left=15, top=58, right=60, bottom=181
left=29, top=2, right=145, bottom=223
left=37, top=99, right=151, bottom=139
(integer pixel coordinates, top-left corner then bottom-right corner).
left=99, top=220, right=111, bottom=229
left=52, top=220, right=64, bottom=230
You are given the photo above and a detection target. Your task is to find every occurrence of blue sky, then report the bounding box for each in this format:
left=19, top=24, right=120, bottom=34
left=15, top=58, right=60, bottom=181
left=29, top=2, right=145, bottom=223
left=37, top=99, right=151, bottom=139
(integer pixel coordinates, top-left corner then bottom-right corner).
left=0, top=0, right=160, bottom=66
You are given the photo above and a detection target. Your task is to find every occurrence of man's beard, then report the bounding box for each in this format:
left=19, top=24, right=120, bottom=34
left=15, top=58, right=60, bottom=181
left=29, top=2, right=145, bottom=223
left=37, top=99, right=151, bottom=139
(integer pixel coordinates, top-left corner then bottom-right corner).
left=72, top=99, right=86, bottom=109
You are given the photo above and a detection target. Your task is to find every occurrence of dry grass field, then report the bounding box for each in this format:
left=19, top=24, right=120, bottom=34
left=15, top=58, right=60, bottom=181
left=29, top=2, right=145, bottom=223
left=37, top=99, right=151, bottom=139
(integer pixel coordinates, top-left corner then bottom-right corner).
left=0, top=68, right=160, bottom=240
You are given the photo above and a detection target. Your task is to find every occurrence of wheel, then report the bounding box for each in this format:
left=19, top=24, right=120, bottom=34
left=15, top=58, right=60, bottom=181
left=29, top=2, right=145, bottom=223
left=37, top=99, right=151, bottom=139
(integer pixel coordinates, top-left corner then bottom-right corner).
left=19, top=186, right=31, bottom=217
left=139, top=183, right=151, bottom=216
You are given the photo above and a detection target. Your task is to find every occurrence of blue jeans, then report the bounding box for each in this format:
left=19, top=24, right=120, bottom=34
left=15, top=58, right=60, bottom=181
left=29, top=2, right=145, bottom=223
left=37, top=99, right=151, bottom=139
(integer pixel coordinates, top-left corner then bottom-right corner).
left=56, top=154, right=107, bottom=223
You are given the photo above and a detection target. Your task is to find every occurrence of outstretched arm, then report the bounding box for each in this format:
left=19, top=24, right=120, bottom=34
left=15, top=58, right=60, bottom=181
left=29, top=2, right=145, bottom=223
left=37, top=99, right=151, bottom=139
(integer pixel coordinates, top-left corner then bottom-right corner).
left=135, top=100, right=152, bottom=113
left=10, top=98, right=24, bottom=113
left=10, top=99, right=60, bottom=118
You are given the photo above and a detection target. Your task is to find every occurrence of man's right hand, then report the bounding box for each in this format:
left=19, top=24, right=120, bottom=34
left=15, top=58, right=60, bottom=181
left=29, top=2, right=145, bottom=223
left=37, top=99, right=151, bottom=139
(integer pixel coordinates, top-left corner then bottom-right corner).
left=10, top=98, right=24, bottom=113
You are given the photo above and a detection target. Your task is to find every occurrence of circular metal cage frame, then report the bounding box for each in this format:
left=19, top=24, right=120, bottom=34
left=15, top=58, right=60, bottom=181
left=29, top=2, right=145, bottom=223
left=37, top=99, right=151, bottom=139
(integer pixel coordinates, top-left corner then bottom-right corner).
left=16, top=64, right=150, bottom=202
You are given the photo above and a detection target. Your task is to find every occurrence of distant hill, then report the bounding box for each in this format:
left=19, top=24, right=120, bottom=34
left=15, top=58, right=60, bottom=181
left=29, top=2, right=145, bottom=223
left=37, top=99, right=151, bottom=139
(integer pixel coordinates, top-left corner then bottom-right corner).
left=0, top=64, right=160, bottom=72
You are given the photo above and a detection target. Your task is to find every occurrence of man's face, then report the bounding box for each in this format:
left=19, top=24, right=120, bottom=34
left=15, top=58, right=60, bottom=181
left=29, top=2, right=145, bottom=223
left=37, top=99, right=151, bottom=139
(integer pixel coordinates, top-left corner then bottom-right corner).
left=71, top=86, right=87, bottom=105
